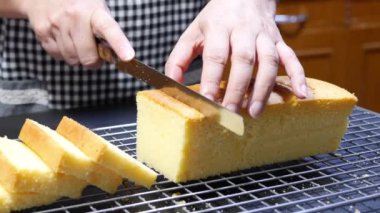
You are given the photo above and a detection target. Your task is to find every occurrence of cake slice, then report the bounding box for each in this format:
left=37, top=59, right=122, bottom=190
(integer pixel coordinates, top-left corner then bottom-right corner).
left=0, top=137, right=86, bottom=198
left=0, top=137, right=54, bottom=193
left=0, top=184, right=60, bottom=212
left=18, top=119, right=92, bottom=181
left=56, top=116, right=158, bottom=188
left=136, top=76, right=358, bottom=182
left=87, top=163, right=123, bottom=194
left=52, top=173, right=87, bottom=199
left=18, top=119, right=122, bottom=193
left=0, top=184, right=10, bottom=213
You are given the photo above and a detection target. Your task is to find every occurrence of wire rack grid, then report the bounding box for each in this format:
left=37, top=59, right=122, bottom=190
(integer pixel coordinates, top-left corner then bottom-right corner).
left=24, top=107, right=380, bottom=213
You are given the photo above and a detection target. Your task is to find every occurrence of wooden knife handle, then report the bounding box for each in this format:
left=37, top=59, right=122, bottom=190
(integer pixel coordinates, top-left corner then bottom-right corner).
left=95, top=37, right=116, bottom=63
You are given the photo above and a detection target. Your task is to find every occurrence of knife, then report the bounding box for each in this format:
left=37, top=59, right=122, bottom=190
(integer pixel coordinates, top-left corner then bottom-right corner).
left=97, top=39, right=244, bottom=136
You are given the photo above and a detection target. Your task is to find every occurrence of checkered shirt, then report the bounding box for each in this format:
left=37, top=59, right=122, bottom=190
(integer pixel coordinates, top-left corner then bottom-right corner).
left=0, top=0, right=207, bottom=109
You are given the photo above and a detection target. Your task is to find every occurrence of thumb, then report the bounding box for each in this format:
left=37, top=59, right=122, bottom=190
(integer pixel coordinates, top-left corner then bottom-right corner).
left=91, top=8, right=134, bottom=61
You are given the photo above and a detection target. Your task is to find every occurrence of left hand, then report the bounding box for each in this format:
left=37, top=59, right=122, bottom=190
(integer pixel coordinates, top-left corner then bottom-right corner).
left=165, top=0, right=307, bottom=118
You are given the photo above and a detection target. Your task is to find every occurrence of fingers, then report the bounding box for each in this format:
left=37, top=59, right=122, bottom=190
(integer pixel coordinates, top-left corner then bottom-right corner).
left=222, top=28, right=256, bottom=112
left=200, top=29, right=230, bottom=101
left=33, top=16, right=62, bottom=60
left=71, top=11, right=101, bottom=69
left=91, top=8, right=134, bottom=61
left=40, top=37, right=62, bottom=60
left=30, top=2, right=129, bottom=68
left=165, top=25, right=203, bottom=83
left=249, top=33, right=279, bottom=118
left=276, top=40, right=308, bottom=98
left=52, top=23, right=79, bottom=66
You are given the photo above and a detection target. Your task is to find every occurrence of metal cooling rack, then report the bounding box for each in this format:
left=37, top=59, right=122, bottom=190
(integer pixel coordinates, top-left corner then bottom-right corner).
left=24, top=107, right=380, bottom=213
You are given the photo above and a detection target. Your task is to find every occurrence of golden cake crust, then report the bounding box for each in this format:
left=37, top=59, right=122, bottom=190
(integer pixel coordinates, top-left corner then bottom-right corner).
left=137, top=76, right=358, bottom=118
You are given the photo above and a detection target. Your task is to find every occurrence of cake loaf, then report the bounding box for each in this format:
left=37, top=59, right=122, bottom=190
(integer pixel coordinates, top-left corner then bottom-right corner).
left=136, top=76, right=358, bottom=182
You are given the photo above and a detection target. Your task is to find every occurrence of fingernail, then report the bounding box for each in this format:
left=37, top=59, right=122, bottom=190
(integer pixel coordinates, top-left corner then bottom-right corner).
left=301, top=84, right=308, bottom=98
left=121, top=48, right=135, bottom=61
left=225, top=104, right=238, bottom=112
left=126, top=49, right=135, bottom=61
left=249, top=101, right=264, bottom=119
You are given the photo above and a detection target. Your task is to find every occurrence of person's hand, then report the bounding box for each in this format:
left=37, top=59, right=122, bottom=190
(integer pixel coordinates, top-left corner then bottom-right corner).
left=22, top=0, right=134, bottom=68
left=165, top=0, right=307, bottom=118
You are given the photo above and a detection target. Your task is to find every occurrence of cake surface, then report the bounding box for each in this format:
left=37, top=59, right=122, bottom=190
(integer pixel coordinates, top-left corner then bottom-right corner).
left=87, top=163, right=122, bottom=194
left=18, top=119, right=92, bottom=181
left=0, top=137, right=54, bottom=193
left=0, top=184, right=59, bottom=212
left=56, top=116, right=158, bottom=188
left=0, top=137, right=86, bottom=198
left=136, top=76, right=358, bottom=182
left=51, top=173, right=87, bottom=199
left=0, top=184, right=10, bottom=213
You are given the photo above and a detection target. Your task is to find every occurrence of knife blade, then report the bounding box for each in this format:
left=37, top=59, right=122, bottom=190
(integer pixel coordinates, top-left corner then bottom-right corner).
left=97, top=39, right=244, bottom=136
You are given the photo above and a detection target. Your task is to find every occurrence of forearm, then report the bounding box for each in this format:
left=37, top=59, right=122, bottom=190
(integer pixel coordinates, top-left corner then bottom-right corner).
left=0, top=0, right=26, bottom=18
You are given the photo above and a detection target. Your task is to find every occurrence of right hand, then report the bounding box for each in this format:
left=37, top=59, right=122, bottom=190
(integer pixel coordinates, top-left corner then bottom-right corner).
left=166, top=0, right=307, bottom=118
left=23, top=0, right=134, bottom=68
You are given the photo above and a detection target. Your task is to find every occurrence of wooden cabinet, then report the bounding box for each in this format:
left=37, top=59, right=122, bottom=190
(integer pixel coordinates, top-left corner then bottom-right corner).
left=346, top=0, right=380, bottom=113
left=277, top=0, right=380, bottom=112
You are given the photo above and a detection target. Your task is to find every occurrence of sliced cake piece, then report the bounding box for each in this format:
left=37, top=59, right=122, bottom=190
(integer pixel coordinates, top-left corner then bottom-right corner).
left=0, top=137, right=86, bottom=198
left=136, top=76, right=358, bottom=182
left=18, top=119, right=93, bottom=181
left=0, top=137, right=54, bottom=193
left=53, top=173, right=86, bottom=199
left=0, top=184, right=10, bottom=213
left=87, top=163, right=123, bottom=194
left=56, top=116, right=157, bottom=188
left=18, top=119, right=120, bottom=193
left=0, top=184, right=59, bottom=212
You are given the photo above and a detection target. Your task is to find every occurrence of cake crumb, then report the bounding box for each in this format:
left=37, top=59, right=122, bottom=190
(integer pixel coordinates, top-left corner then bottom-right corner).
left=172, top=192, right=181, bottom=197
left=172, top=192, right=186, bottom=205
left=174, top=200, right=186, bottom=205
